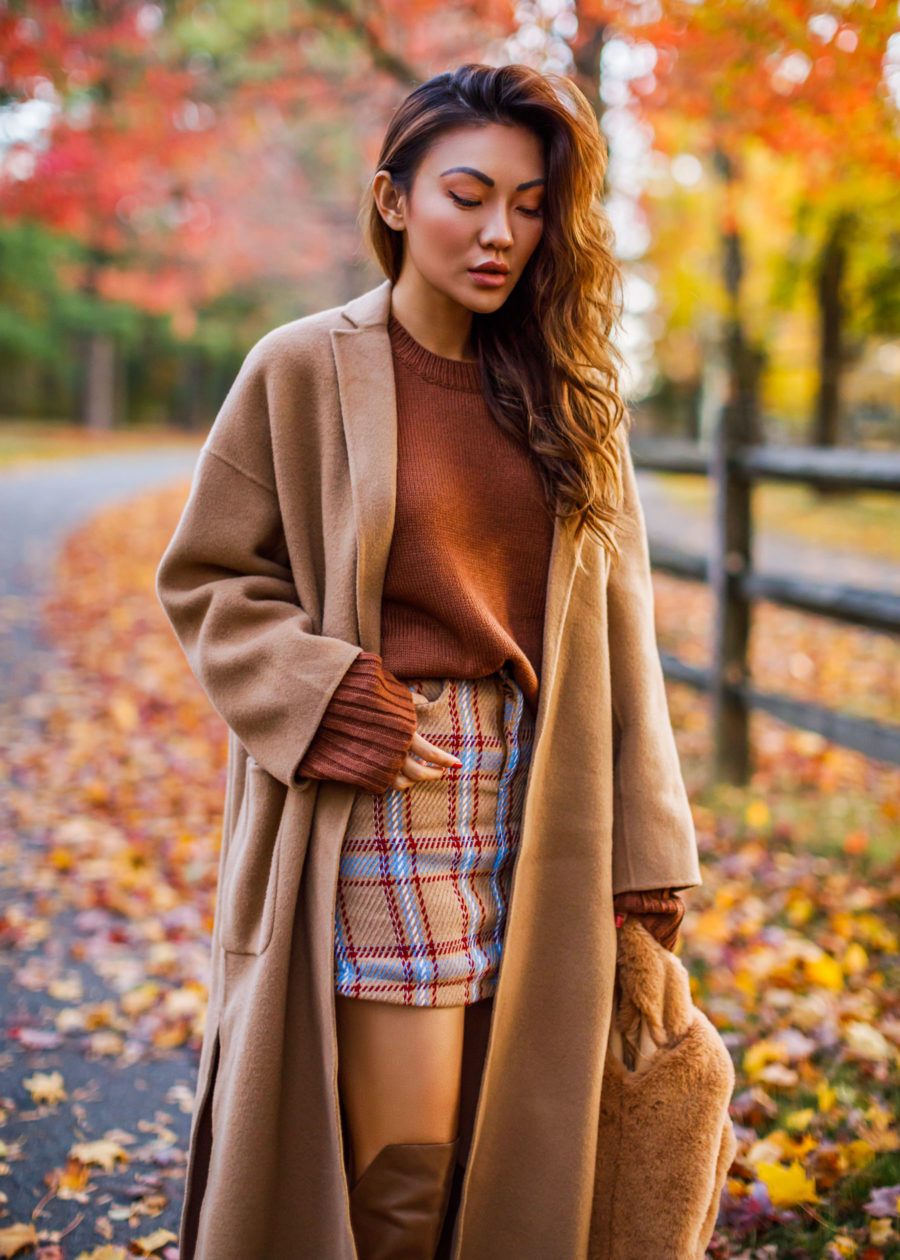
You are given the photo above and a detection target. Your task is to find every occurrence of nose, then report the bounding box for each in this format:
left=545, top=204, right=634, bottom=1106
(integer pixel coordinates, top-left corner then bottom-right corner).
left=479, top=205, right=514, bottom=251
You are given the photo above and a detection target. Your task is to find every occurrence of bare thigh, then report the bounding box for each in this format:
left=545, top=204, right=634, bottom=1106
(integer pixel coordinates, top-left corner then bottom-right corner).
left=336, top=994, right=466, bottom=1183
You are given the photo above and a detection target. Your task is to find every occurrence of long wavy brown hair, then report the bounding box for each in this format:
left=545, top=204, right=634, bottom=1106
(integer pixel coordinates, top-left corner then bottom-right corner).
left=361, top=62, right=632, bottom=562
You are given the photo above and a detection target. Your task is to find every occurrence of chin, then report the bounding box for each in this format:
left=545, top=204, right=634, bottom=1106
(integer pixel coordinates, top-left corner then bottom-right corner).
left=463, top=284, right=512, bottom=309
left=428, top=274, right=512, bottom=315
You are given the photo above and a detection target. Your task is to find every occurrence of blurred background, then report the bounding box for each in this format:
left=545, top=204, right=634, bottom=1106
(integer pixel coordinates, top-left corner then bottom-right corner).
left=1, top=4, right=898, bottom=1259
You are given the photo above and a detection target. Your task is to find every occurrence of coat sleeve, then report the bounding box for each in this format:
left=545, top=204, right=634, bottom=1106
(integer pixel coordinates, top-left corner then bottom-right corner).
left=155, top=339, right=367, bottom=789
left=606, top=430, right=704, bottom=896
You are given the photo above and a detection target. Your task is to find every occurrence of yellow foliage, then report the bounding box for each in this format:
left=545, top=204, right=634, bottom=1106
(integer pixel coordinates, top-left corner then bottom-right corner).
left=869, top=1218, right=898, bottom=1246
left=786, top=892, right=815, bottom=926
left=829, top=1235, right=858, bottom=1257
left=843, top=1139, right=877, bottom=1170
left=784, top=1108, right=815, bottom=1132
left=804, top=953, right=844, bottom=992
left=843, top=942, right=868, bottom=975
left=816, top=1082, right=837, bottom=1113
left=855, top=913, right=898, bottom=952
left=745, top=800, right=770, bottom=829
left=756, top=1158, right=819, bottom=1207
left=743, top=1039, right=788, bottom=1079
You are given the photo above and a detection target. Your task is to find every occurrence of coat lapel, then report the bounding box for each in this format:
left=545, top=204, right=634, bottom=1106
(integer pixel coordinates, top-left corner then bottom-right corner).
left=330, top=277, right=587, bottom=737
left=330, top=279, right=398, bottom=656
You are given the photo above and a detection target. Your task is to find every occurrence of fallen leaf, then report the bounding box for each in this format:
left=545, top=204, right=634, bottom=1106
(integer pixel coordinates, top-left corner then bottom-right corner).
left=756, top=1158, right=820, bottom=1207
left=69, top=1138, right=129, bottom=1172
left=0, top=1222, right=39, bottom=1258
left=129, top=1228, right=177, bottom=1254
left=22, top=1070, right=66, bottom=1104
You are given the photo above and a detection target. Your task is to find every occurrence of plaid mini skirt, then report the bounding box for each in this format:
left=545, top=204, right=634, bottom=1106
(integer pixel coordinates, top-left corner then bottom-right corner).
left=333, top=665, right=535, bottom=1007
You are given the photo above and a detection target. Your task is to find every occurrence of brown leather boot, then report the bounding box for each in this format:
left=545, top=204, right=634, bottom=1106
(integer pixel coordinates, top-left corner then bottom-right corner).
left=433, top=1155, right=464, bottom=1260
left=349, top=1137, right=459, bottom=1259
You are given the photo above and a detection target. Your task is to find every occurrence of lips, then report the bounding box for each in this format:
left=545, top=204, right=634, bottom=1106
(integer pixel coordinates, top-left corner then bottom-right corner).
left=471, top=263, right=509, bottom=274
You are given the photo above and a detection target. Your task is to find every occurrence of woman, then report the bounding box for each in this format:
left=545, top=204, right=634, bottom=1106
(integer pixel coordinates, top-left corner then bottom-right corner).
left=156, top=63, right=702, bottom=1260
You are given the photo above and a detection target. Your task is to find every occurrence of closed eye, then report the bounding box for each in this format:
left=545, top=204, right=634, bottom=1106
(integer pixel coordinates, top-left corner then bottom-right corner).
left=448, top=191, right=543, bottom=218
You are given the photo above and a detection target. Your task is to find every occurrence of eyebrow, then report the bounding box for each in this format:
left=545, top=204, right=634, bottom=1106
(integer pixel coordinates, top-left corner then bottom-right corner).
left=439, top=166, right=545, bottom=191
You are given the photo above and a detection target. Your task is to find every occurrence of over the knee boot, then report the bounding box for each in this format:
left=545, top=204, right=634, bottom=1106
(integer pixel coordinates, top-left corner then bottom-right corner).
left=433, top=1155, right=464, bottom=1260
left=349, top=1137, right=459, bottom=1260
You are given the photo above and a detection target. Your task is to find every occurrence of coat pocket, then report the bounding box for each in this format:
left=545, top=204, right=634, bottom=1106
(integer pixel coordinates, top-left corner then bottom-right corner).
left=220, top=757, right=285, bottom=956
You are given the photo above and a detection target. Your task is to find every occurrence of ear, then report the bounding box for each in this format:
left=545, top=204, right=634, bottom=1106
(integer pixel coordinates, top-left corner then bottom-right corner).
left=372, top=169, right=406, bottom=232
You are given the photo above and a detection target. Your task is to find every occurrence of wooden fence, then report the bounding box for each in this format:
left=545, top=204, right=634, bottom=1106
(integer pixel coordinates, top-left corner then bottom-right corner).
left=632, top=406, right=900, bottom=784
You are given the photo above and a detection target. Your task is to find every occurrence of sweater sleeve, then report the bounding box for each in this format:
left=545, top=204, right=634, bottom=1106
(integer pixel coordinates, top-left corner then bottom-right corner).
left=295, top=651, right=418, bottom=794
left=613, top=887, right=686, bottom=952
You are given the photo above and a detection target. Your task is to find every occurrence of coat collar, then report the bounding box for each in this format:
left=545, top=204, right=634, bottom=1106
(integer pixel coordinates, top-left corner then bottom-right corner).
left=329, top=277, right=586, bottom=734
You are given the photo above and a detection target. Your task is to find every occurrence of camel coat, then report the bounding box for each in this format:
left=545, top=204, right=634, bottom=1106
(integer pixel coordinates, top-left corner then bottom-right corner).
left=155, top=276, right=704, bottom=1259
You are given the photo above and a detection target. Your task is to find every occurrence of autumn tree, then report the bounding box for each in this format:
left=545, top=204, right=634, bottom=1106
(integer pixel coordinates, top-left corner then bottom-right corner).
left=0, top=0, right=517, bottom=428
left=601, top=0, right=900, bottom=444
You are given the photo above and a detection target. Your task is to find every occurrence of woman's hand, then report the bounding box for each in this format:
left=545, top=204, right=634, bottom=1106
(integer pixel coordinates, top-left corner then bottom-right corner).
left=387, top=694, right=462, bottom=791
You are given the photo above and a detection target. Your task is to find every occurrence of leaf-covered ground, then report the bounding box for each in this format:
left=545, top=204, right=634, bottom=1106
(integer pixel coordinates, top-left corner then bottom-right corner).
left=1, top=478, right=899, bottom=1259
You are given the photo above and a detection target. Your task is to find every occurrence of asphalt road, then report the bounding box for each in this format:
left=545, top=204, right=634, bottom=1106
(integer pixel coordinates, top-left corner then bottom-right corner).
left=0, top=450, right=200, bottom=706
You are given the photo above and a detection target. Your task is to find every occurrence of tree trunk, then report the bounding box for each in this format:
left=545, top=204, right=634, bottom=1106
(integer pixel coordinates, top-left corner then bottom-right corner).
left=84, top=331, right=117, bottom=430
left=570, top=21, right=606, bottom=124
left=177, top=349, right=210, bottom=432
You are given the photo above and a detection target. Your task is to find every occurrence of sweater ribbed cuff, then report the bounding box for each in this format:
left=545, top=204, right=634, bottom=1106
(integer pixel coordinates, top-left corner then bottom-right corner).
left=613, top=888, right=682, bottom=914
left=613, top=888, right=685, bottom=952
left=296, top=651, right=418, bottom=794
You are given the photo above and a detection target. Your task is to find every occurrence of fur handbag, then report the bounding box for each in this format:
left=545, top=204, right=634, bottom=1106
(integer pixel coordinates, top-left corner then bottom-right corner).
left=589, top=917, right=738, bottom=1260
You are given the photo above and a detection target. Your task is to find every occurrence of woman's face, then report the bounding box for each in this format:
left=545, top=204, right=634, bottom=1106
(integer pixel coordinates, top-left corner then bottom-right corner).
left=376, top=122, right=546, bottom=313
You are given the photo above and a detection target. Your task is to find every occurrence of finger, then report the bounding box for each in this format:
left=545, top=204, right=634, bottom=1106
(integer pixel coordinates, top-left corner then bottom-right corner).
left=388, top=761, right=445, bottom=790
left=409, top=732, right=462, bottom=767
left=400, top=756, right=448, bottom=783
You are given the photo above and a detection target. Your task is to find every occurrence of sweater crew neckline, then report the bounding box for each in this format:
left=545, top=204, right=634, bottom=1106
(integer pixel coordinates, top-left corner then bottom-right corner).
left=388, top=312, right=483, bottom=393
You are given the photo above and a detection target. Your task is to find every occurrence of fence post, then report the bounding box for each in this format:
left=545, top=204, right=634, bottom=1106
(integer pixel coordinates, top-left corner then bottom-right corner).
left=709, top=398, right=752, bottom=783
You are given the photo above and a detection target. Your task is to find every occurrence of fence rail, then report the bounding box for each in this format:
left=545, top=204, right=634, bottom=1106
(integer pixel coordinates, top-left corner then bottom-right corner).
left=633, top=437, right=900, bottom=491
left=630, top=424, right=900, bottom=782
